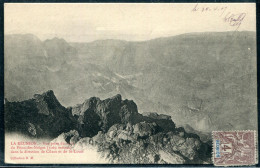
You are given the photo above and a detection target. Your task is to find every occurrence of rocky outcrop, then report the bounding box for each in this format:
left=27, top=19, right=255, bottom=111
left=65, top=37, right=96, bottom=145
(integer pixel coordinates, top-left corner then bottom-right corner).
left=142, top=112, right=171, bottom=120
left=54, top=124, right=212, bottom=164
left=141, top=113, right=176, bottom=133
left=5, top=90, right=77, bottom=138
left=5, top=91, right=177, bottom=138
left=70, top=94, right=177, bottom=138
left=5, top=90, right=212, bottom=163
left=71, top=94, right=141, bottom=137
left=133, top=122, right=162, bottom=138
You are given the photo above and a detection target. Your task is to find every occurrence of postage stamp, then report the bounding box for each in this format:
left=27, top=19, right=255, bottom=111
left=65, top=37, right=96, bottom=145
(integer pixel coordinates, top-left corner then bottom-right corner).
left=212, top=130, right=257, bottom=166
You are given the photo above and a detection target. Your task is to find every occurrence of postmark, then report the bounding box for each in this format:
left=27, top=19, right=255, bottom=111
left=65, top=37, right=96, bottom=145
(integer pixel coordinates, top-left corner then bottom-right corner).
left=212, top=130, right=257, bottom=166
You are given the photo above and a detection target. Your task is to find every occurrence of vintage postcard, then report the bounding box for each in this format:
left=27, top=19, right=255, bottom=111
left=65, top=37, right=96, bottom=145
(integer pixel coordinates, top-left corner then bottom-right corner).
left=4, top=3, right=257, bottom=165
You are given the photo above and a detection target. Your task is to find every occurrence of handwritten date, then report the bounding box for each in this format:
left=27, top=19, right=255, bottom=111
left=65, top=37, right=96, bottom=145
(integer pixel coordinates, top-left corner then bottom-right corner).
left=191, top=3, right=247, bottom=31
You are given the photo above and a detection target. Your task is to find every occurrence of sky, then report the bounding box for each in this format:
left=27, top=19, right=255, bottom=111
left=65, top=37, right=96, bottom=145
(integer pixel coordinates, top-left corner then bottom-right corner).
left=4, top=3, right=256, bottom=42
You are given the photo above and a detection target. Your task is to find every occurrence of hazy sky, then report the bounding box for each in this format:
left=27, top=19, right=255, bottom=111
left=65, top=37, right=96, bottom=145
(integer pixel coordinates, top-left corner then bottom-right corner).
left=5, top=3, right=256, bottom=42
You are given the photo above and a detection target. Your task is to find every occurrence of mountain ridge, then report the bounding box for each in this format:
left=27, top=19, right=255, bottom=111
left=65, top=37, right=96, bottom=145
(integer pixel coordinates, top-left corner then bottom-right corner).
left=5, top=30, right=256, bottom=42
left=5, top=90, right=212, bottom=164
left=4, top=31, right=257, bottom=133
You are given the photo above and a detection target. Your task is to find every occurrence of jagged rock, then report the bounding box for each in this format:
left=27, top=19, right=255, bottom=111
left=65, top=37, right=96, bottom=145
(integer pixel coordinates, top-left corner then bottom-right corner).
left=72, top=94, right=139, bottom=137
left=72, top=94, right=177, bottom=138
left=133, top=122, right=161, bottom=138
left=106, top=124, right=134, bottom=142
left=5, top=91, right=212, bottom=164
left=117, top=130, right=134, bottom=141
left=120, top=99, right=139, bottom=124
left=92, top=131, right=106, bottom=145
left=141, top=113, right=176, bottom=133
left=162, top=132, right=212, bottom=163
left=33, top=90, right=67, bottom=116
left=52, top=125, right=211, bottom=164
left=142, top=112, right=171, bottom=120
left=107, top=124, right=125, bottom=138
left=5, top=90, right=77, bottom=138
left=59, top=128, right=210, bottom=164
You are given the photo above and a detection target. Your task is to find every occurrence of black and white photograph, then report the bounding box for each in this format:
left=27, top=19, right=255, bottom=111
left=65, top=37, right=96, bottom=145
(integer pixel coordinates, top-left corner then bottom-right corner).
left=3, top=3, right=257, bottom=165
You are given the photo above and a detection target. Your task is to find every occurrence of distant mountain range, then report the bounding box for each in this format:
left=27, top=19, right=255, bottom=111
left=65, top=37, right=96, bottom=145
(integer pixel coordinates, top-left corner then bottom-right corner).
left=4, top=31, right=257, bottom=132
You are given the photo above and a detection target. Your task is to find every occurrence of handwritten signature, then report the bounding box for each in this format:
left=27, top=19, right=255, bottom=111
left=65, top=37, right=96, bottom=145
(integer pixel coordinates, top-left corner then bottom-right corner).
left=191, top=3, right=247, bottom=31
left=223, top=12, right=246, bottom=30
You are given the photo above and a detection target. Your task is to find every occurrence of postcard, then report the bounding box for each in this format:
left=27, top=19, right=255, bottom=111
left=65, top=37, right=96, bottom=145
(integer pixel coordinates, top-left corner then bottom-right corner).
left=4, top=3, right=257, bottom=166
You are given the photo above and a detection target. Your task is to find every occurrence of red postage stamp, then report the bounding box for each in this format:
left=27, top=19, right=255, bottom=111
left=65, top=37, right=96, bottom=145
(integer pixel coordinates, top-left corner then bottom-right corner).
left=212, top=130, right=257, bottom=166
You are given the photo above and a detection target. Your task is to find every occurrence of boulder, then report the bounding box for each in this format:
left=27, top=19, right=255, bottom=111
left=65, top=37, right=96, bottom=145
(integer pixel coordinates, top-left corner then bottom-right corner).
left=133, top=122, right=161, bottom=138
left=117, top=130, right=134, bottom=141
left=51, top=130, right=79, bottom=145
left=166, top=134, right=202, bottom=161
left=107, top=124, right=125, bottom=139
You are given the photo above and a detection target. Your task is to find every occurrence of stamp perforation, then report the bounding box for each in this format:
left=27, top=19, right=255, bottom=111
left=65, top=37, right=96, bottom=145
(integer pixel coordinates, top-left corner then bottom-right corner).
left=212, top=130, right=257, bottom=166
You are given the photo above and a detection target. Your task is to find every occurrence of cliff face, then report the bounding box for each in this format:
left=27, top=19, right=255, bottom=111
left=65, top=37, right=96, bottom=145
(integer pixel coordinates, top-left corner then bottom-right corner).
left=5, top=90, right=212, bottom=163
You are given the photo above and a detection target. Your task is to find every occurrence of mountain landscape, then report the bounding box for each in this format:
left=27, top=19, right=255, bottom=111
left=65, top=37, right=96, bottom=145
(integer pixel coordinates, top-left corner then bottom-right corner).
left=4, top=31, right=257, bottom=134
left=5, top=90, right=212, bottom=164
